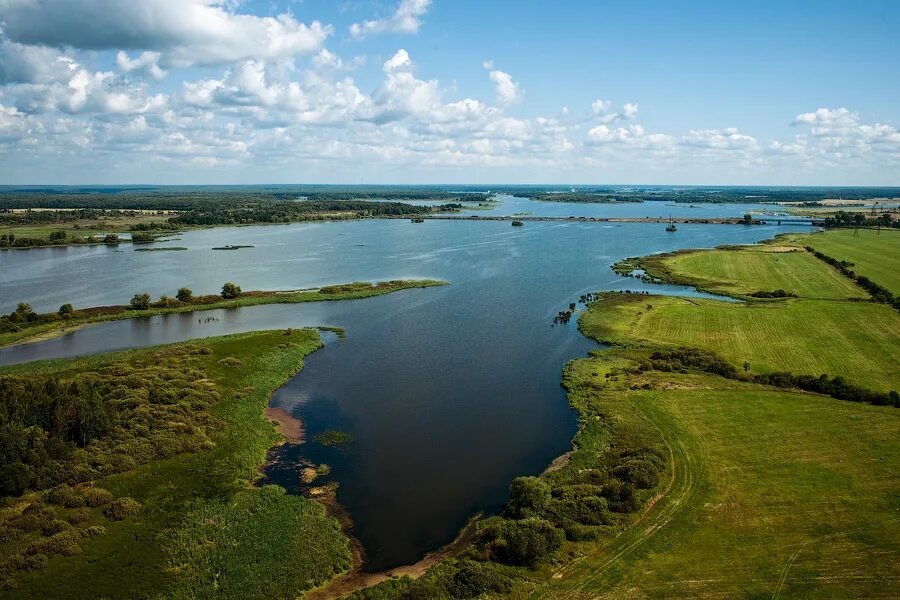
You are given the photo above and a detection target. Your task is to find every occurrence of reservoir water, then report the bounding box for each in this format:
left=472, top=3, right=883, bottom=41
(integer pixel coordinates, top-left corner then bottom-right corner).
left=0, top=213, right=811, bottom=570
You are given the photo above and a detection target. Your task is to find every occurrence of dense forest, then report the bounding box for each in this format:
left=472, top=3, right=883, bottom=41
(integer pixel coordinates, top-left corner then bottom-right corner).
left=0, top=188, right=484, bottom=211
left=488, top=186, right=900, bottom=204
left=168, top=199, right=454, bottom=226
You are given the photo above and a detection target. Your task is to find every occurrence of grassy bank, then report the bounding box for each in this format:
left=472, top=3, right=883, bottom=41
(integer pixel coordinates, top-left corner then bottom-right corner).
left=0, top=329, right=352, bottom=598
left=0, top=280, right=447, bottom=349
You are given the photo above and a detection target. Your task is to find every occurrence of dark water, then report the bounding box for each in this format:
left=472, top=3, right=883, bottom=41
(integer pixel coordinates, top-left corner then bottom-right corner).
left=0, top=218, right=811, bottom=570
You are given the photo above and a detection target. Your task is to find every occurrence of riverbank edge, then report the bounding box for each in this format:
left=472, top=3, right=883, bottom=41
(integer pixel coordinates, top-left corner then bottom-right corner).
left=0, top=280, right=447, bottom=350
left=610, top=231, right=828, bottom=300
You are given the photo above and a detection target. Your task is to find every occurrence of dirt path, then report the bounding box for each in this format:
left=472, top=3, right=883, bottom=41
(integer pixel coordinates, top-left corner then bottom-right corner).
left=530, top=402, right=701, bottom=599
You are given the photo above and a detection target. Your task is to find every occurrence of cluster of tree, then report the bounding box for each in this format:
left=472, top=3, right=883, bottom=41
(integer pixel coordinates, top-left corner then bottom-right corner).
left=822, top=210, right=898, bottom=229
left=749, top=289, right=797, bottom=298
left=640, top=347, right=740, bottom=379
left=0, top=208, right=137, bottom=225
left=169, top=200, right=449, bottom=226
left=0, top=303, right=59, bottom=334
left=806, top=246, right=900, bottom=308
left=0, top=232, right=121, bottom=248
left=128, top=221, right=180, bottom=232
left=0, top=344, right=220, bottom=498
left=129, top=283, right=240, bottom=310
left=754, top=372, right=899, bottom=407
left=129, top=232, right=156, bottom=243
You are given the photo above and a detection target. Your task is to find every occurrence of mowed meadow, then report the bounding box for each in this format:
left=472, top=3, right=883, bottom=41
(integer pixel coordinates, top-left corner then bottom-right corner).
left=533, top=365, right=900, bottom=599
left=647, top=244, right=868, bottom=299
left=531, top=229, right=899, bottom=598
left=582, top=295, right=900, bottom=393
left=800, top=229, right=900, bottom=296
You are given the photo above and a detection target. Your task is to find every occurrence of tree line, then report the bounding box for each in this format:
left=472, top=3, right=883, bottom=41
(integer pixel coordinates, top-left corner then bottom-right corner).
left=806, top=246, right=900, bottom=308
left=822, top=210, right=898, bottom=229
left=639, top=346, right=898, bottom=407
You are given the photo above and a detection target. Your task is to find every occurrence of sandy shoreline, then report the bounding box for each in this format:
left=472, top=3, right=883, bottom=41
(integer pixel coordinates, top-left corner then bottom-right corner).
left=264, top=406, right=304, bottom=443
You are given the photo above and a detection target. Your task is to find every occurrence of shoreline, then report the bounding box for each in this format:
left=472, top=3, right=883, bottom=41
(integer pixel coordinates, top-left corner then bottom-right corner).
left=0, top=280, right=447, bottom=350
left=306, top=511, right=482, bottom=600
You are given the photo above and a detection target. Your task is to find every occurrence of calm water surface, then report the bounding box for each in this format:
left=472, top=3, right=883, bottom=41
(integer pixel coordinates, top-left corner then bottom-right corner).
left=0, top=218, right=811, bottom=570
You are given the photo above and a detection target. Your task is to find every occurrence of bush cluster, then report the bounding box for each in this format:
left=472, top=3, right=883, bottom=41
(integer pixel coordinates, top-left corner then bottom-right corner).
left=755, top=372, right=899, bottom=407
left=749, top=289, right=797, bottom=298
left=641, top=347, right=740, bottom=379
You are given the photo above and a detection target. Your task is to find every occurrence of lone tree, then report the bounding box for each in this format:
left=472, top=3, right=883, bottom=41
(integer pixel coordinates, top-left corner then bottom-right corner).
left=130, top=293, right=151, bottom=310
left=176, top=288, right=193, bottom=302
left=743, top=213, right=753, bottom=225
left=58, top=303, right=74, bottom=316
left=221, top=282, right=241, bottom=299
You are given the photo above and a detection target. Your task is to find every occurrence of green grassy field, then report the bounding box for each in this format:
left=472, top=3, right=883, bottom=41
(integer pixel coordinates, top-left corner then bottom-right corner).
left=799, top=229, right=900, bottom=295
left=530, top=358, right=900, bottom=599
left=532, top=231, right=900, bottom=597
left=0, top=330, right=351, bottom=598
left=647, top=245, right=867, bottom=299
left=581, top=294, right=900, bottom=393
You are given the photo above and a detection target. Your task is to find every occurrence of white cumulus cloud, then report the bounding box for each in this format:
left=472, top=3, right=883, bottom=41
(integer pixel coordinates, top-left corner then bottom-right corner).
left=350, top=0, right=432, bottom=39
left=0, top=0, right=331, bottom=66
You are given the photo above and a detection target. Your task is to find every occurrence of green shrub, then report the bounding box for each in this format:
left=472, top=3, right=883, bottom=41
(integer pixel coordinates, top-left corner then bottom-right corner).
left=312, top=430, right=354, bottom=446
left=221, top=282, right=241, bottom=299
left=129, top=293, right=151, bottom=310
left=82, top=487, right=113, bottom=507
left=176, top=287, right=193, bottom=302
left=58, top=303, right=74, bottom=315
left=11, top=504, right=55, bottom=532
left=448, top=560, right=512, bottom=598
left=218, top=357, right=244, bottom=368
left=478, top=517, right=564, bottom=567
left=104, top=497, right=141, bottom=521
left=68, top=509, right=91, bottom=524
left=17, top=553, right=48, bottom=572
left=613, top=458, right=663, bottom=489
left=504, top=476, right=551, bottom=518
left=26, top=530, right=82, bottom=557
left=82, top=525, right=107, bottom=537
left=41, top=519, right=72, bottom=536
left=46, top=484, right=85, bottom=508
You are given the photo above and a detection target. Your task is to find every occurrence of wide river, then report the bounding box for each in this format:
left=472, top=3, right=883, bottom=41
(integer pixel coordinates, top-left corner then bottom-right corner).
left=0, top=200, right=811, bottom=570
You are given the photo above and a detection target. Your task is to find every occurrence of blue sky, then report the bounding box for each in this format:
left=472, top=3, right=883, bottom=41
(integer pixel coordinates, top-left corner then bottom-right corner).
left=0, top=0, right=898, bottom=184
